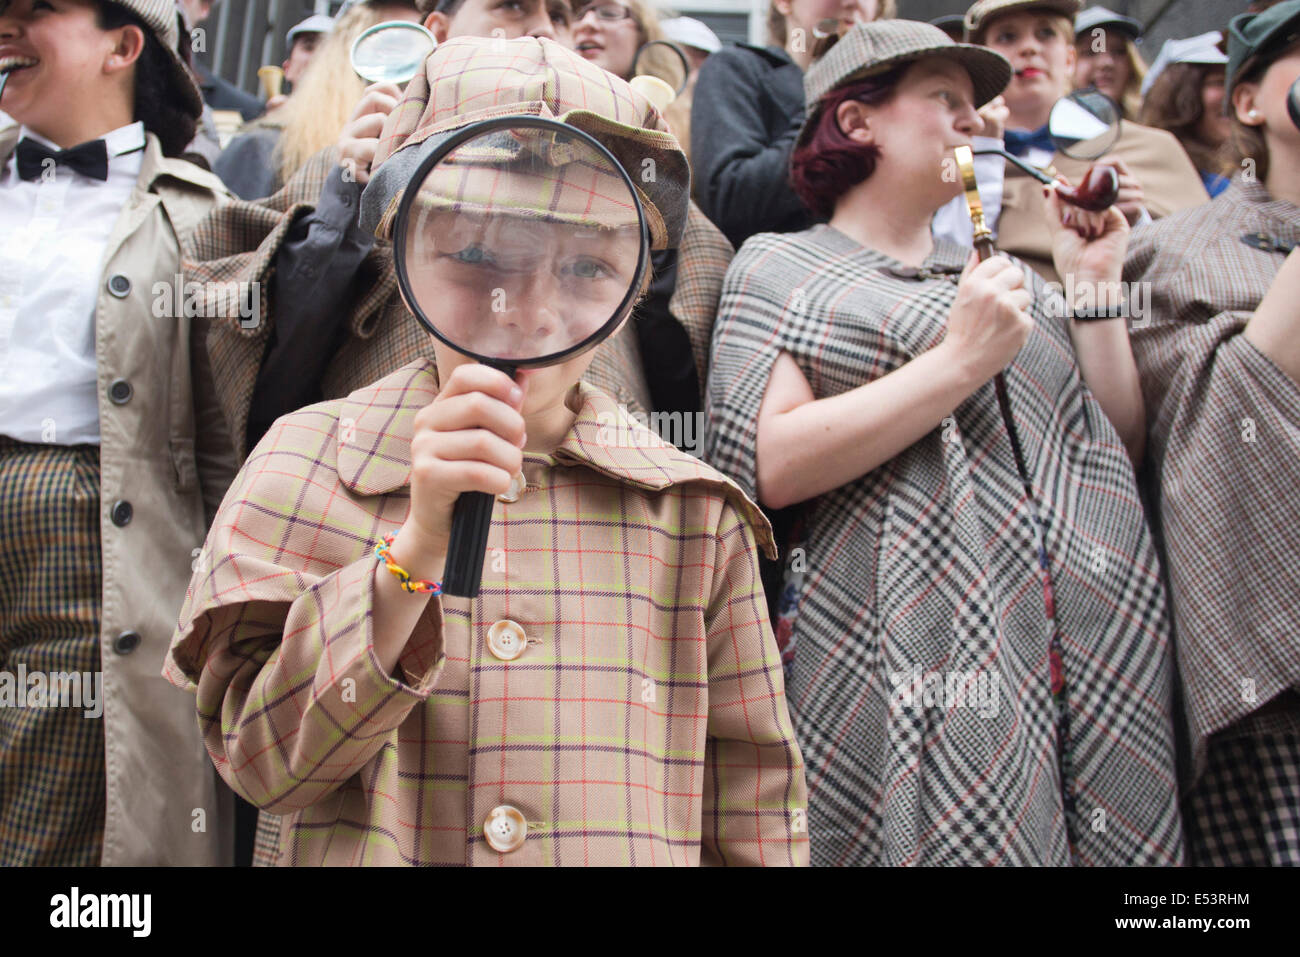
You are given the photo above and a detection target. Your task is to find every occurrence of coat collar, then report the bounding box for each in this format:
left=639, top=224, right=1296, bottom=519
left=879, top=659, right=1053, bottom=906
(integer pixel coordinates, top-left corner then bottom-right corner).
left=335, top=358, right=776, bottom=555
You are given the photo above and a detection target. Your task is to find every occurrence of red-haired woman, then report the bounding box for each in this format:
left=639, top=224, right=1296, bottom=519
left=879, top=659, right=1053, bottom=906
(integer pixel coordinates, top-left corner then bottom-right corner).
left=705, top=19, right=1182, bottom=865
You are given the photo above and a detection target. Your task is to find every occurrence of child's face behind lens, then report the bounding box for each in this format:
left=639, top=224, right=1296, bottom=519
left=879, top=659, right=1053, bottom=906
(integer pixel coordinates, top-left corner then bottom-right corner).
left=0, top=0, right=126, bottom=139
left=406, top=209, right=640, bottom=362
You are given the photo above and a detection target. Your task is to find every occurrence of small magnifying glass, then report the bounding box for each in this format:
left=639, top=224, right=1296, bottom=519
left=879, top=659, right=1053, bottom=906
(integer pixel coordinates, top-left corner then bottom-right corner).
left=392, top=115, right=651, bottom=597
left=350, top=21, right=438, bottom=84
left=975, top=88, right=1124, bottom=211
left=631, top=40, right=690, bottom=98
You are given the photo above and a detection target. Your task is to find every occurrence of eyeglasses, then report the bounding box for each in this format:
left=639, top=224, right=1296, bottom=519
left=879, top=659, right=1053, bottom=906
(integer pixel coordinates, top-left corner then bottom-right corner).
left=573, top=2, right=632, bottom=23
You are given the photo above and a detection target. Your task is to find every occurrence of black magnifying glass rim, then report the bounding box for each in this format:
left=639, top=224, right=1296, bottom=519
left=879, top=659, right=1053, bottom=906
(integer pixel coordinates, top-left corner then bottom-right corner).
left=349, top=20, right=439, bottom=83
left=1049, top=86, right=1124, bottom=160
left=392, top=114, right=652, bottom=370
left=631, top=40, right=691, bottom=97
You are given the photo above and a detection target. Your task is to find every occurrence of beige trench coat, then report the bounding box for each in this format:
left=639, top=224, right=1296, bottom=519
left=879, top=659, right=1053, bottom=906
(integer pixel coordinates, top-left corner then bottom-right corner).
left=0, top=127, right=238, bottom=865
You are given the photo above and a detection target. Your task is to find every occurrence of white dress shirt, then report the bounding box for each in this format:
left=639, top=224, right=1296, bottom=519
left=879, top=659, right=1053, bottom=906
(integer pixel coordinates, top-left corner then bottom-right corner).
left=0, top=121, right=145, bottom=446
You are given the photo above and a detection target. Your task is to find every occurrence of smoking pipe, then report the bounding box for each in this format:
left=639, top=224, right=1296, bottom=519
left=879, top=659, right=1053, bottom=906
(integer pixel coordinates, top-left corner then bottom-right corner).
left=974, top=148, right=1120, bottom=211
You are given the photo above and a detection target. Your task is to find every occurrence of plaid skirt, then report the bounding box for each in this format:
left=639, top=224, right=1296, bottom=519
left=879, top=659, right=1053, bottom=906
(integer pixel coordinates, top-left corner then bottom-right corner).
left=1182, top=698, right=1300, bottom=866
left=0, top=436, right=105, bottom=866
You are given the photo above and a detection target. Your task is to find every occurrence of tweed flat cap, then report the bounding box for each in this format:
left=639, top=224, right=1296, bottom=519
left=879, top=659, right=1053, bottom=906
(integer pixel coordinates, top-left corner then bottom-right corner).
left=799, top=19, right=1011, bottom=147
left=359, top=35, right=689, bottom=251
left=964, top=0, right=1082, bottom=43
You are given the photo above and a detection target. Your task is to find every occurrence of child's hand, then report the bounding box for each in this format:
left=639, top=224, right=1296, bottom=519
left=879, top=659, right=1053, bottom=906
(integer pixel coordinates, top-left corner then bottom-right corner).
left=400, top=364, right=528, bottom=554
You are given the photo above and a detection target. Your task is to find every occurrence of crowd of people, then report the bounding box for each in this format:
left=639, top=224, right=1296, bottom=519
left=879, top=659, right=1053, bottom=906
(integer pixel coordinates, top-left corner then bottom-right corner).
left=0, top=0, right=1295, bottom=868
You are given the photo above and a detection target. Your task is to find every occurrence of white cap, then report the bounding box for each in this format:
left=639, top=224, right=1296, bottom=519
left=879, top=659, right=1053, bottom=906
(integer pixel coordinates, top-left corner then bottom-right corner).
left=287, top=13, right=335, bottom=46
left=1141, top=31, right=1228, bottom=96
left=660, top=16, right=722, bottom=55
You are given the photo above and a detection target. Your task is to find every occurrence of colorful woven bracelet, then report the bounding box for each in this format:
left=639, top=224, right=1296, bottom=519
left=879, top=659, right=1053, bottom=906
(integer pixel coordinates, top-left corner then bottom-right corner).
left=374, top=532, right=442, bottom=595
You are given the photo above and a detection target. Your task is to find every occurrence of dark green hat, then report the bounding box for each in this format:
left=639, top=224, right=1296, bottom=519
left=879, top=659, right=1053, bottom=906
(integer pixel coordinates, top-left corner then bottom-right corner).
left=1227, top=0, right=1300, bottom=101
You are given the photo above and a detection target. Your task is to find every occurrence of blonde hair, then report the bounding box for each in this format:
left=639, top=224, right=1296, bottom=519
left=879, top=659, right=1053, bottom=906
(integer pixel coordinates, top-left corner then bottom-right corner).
left=766, top=0, right=897, bottom=48
left=272, top=4, right=390, bottom=186
left=624, top=0, right=665, bottom=51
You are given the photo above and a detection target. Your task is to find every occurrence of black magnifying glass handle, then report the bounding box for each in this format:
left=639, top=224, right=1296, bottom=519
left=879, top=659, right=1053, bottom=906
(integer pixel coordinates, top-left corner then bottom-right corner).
left=440, top=362, right=517, bottom=598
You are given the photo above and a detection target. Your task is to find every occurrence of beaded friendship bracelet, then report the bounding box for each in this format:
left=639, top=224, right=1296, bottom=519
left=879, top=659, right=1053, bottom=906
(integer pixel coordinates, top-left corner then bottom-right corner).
left=374, top=532, right=443, bottom=595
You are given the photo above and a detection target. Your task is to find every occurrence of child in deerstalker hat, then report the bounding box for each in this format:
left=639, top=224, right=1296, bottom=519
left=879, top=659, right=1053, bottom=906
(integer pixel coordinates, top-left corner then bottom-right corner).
left=164, top=34, right=808, bottom=867
left=0, top=0, right=237, bottom=864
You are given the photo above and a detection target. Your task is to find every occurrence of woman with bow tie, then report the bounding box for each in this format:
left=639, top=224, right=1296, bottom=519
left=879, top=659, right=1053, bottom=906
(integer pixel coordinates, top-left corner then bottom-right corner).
left=0, top=0, right=237, bottom=865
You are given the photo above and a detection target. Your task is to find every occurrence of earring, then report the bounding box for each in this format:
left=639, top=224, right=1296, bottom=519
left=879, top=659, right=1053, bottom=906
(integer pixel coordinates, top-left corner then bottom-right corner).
left=1249, top=110, right=1260, bottom=118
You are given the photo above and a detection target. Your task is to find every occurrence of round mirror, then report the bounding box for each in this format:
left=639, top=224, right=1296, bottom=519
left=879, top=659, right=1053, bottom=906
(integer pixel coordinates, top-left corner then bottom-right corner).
left=350, top=21, right=437, bottom=85
left=632, top=40, right=690, bottom=97
left=393, top=116, right=651, bottom=368
left=1048, top=87, right=1122, bottom=160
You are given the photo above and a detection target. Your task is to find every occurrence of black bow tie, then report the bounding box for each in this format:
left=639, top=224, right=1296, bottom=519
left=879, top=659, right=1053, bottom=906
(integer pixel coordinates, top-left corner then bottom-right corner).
left=15, top=137, right=110, bottom=182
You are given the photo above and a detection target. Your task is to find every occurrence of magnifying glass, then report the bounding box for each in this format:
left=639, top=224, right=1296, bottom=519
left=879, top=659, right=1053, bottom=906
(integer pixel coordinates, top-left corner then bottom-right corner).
left=632, top=40, right=690, bottom=98
left=1047, top=87, right=1122, bottom=160
left=974, top=88, right=1124, bottom=211
left=350, top=21, right=438, bottom=84
left=392, top=115, right=651, bottom=597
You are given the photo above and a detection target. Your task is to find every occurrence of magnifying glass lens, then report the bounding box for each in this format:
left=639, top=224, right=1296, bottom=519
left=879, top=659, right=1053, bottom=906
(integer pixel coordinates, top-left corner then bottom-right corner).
left=399, top=125, right=645, bottom=365
left=632, top=41, right=688, bottom=95
left=1049, top=88, right=1122, bottom=160
left=351, top=22, right=438, bottom=84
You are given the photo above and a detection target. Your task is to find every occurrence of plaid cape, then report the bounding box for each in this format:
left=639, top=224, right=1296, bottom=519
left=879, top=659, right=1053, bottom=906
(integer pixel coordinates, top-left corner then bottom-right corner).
left=1123, top=177, right=1300, bottom=771
left=705, top=225, right=1183, bottom=865
left=164, top=360, right=808, bottom=866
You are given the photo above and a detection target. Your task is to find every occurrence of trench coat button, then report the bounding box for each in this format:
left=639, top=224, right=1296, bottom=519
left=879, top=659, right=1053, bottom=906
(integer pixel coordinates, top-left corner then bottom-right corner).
left=107, top=274, right=131, bottom=298
left=107, top=378, right=132, bottom=405
left=486, top=620, right=526, bottom=661
left=496, top=471, right=526, bottom=503
left=113, top=630, right=141, bottom=655
left=110, top=500, right=133, bottom=527
left=483, top=805, right=527, bottom=853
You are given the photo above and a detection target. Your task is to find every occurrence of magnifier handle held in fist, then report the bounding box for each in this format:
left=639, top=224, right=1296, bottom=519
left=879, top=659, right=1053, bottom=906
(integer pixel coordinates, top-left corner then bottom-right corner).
left=441, top=362, right=518, bottom=598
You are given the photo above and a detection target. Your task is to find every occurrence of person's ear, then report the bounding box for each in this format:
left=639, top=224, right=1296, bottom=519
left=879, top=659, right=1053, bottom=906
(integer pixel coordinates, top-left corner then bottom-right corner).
left=835, top=99, right=875, bottom=145
left=426, top=11, right=450, bottom=43
left=1063, top=36, right=1077, bottom=73
left=105, top=25, right=146, bottom=76
left=1233, top=81, right=1264, bottom=126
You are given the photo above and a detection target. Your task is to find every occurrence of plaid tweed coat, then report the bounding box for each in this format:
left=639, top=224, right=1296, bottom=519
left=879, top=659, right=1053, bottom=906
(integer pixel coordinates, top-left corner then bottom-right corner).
left=1123, top=177, right=1300, bottom=770
left=185, top=146, right=727, bottom=460
left=164, top=358, right=808, bottom=866
left=705, top=225, right=1183, bottom=866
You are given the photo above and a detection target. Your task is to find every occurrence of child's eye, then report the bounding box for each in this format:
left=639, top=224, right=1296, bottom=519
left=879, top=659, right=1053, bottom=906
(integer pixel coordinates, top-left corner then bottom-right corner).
left=562, top=257, right=612, bottom=280
left=450, top=244, right=494, bottom=266
left=498, top=0, right=526, bottom=15
left=1036, top=27, right=1056, bottom=41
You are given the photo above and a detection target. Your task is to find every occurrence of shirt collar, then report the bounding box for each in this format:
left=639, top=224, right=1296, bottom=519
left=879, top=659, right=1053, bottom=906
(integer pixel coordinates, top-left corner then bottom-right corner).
left=18, top=120, right=146, bottom=160
left=1230, top=173, right=1300, bottom=232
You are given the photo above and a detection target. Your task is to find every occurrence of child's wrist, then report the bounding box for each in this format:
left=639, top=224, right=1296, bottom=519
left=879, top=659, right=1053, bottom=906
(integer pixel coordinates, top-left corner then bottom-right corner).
left=390, top=524, right=449, bottom=585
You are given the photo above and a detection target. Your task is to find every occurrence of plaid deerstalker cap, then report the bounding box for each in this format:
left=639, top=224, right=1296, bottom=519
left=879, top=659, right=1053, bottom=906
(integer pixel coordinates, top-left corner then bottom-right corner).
left=799, top=19, right=1011, bottom=147
left=359, top=35, right=690, bottom=250
left=963, top=0, right=1082, bottom=43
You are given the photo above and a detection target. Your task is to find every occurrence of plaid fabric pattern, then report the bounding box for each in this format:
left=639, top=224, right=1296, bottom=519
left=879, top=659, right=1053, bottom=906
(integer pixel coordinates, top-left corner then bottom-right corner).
left=1123, top=177, right=1300, bottom=771
left=0, top=438, right=105, bottom=866
left=165, top=359, right=807, bottom=866
left=365, top=36, right=689, bottom=250
left=669, top=203, right=734, bottom=397
left=1182, top=702, right=1300, bottom=866
left=705, top=225, right=1182, bottom=865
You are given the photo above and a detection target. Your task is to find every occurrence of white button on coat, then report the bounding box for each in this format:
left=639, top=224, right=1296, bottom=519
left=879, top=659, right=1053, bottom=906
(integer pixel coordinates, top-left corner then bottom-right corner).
left=486, top=619, right=527, bottom=661
left=484, top=805, right=527, bottom=853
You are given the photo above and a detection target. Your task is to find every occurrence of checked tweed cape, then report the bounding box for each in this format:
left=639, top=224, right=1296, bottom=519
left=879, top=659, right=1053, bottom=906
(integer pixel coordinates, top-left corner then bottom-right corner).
left=1123, top=177, right=1300, bottom=772
left=705, top=225, right=1183, bottom=865
left=164, top=360, right=808, bottom=866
